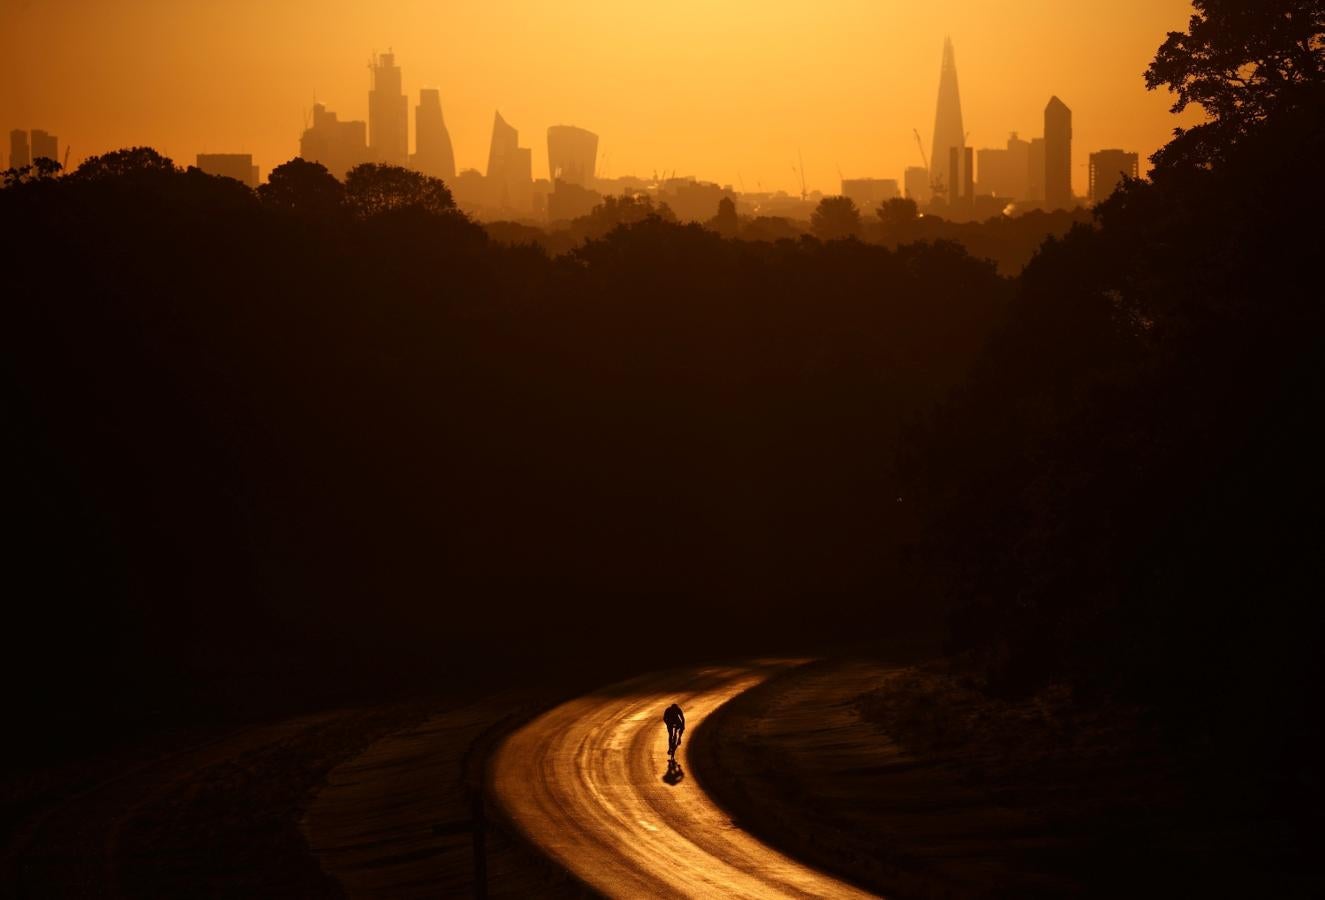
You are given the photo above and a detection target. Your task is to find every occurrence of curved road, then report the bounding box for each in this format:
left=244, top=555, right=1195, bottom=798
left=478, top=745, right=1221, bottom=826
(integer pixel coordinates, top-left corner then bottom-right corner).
left=491, top=662, right=878, bottom=899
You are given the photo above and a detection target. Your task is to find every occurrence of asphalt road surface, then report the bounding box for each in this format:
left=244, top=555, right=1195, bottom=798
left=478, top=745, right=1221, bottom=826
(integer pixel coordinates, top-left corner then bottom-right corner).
left=491, top=662, right=878, bottom=899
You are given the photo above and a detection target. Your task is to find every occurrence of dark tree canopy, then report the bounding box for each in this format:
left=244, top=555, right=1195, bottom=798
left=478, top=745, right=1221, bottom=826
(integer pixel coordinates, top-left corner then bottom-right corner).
left=706, top=195, right=739, bottom=237
left=72, top=146, right=178, bottom=181
left=344, top=162, right=456, bottom=218
left=810, top=195, right=862, bottom=241
left=572, top=194, right=677, bottom=239
left=1145, top=0, right=1325, bottom=168
left=2, top=157, right=62, bottom=188
left=259, top=157, right=346, bottom=218
left=876, top=197, right=921, bottom=244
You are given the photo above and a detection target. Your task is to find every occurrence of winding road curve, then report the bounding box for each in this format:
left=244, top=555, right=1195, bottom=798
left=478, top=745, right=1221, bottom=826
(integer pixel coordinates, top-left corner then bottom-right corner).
left=491, top=662, right=878, bottom=899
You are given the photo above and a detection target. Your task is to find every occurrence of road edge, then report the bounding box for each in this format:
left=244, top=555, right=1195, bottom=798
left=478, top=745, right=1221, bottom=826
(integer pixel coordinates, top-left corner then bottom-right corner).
left=686, top=658, right=935, bottom=899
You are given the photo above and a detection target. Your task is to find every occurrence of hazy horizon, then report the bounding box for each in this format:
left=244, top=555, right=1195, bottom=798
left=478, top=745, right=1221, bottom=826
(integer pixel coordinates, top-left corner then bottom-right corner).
left=2, top=0, right=1205, bottom=194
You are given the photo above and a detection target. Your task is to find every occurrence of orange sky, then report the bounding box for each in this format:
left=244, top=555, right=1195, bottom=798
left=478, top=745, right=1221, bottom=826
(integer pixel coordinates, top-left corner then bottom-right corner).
left=1, top=1, right=1204, bottom=194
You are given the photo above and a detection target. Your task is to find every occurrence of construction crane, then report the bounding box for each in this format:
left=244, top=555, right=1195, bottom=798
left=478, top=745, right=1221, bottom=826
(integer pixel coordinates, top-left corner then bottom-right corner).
left=913, top=128, right=945, bottom=204
left=62, top=146, right=71, bottom=171
left=793, top=149, right=807, bottom=202
left=912, top=129, right=929, bottom=171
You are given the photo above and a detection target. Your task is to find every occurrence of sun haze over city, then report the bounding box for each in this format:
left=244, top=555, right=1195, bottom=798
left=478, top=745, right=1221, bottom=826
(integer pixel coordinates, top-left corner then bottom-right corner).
left=3, top=0, right=1202, bottom=197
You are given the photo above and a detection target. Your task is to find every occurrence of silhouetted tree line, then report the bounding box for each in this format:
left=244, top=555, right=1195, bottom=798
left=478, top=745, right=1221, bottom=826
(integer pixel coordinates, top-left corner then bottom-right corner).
left=484, top=191, right=1088, bottom=276
left=3, top=147, right=1006, bottom=740
left=901, top=0, right=1325, bottom=808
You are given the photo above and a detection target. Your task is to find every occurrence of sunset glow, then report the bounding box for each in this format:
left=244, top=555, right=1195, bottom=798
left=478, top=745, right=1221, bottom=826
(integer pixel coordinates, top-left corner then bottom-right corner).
left=2, top=0, right=1203, bottom=193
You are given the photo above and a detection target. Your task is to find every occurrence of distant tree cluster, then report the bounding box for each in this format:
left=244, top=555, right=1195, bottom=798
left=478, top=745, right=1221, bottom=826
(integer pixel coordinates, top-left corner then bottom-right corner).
left=3, top=146, right=1006, bottom=733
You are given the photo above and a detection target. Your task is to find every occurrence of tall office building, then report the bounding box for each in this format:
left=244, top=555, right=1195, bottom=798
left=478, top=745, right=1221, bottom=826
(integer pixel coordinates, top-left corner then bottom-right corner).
left=486, top=111, right=532, bottom=213
left=197, top=153, right=259, bottom=188
left=1027, top=137, right=1046, bottom=205
left=963, top=146, right=974, bottom=206
left=9, top=129, right=30, bottom=169
left=1088, top=149, right=1139, bottom=204
left=547, top=125, right=598, bottom=187
left=369, top=52, right=408, bottom=167
left=1044, top=96, right=1073, bottom=210
left=929, top=37, right=965, bottom=208
left=976, top=132, right=1030, bottom=200
left=411, top=89, right=456, bottom=181
left=904, top=166, right=931, bottom=205
left=299, top=103, right=371, bottom=179
left=30, top=130, right=57, bottom=164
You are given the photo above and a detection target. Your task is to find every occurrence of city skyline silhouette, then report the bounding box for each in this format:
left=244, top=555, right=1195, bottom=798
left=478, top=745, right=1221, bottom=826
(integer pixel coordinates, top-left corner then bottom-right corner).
left=1, top=1, right=1205, bottom=196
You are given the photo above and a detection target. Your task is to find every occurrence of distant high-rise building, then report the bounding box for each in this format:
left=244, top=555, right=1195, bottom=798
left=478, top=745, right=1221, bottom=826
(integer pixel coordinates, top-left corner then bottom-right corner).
left=976, top=132, right=1030, bottom=200
left=486, top=111, right=533, bottom=213
left=369, top=52, right=408, bottom=167
left=547, top=125, right=598, bottom=187
left=411, top=89, right=456, bottom=182
left=963, top=146, right=974, bottom=206
left=1044, top=96, right=1073, bottom=210
left=949, top=146, right=961, bottom=209
left=9, top=130, right=30, bottom=169
left=1088, top=149, right=1139, bottom=204
left=30, top=130, right=57, bottom=164
left=1027, top=137, right=1046, bottom=205
left=841, top=177, right=899, bottom=213
left=929, top=37, right=965, bottom=208
left=487, top=111, right=519, bottom=182
left=299, top=103, right=371, bottom=179
left=904, top=166, right=930, bottom=205
left=197, top=153, right=259, bottom=188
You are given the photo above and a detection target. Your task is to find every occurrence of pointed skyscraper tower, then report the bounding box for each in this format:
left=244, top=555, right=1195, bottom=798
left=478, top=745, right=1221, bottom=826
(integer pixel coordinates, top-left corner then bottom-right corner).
left=411, top=89, right=456, bottom=181
left=929, top=37, right=965, bottom=208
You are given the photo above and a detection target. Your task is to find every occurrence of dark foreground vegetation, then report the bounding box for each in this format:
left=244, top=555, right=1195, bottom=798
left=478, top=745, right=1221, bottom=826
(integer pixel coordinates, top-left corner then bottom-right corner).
left=3, top=0, right=1323, bottom=875
left=6, top=150, right=1005, bottom=743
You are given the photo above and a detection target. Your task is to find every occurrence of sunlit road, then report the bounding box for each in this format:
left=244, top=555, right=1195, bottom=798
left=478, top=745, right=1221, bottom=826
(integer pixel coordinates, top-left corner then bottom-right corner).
left=491, top=663, right=878, bottom=899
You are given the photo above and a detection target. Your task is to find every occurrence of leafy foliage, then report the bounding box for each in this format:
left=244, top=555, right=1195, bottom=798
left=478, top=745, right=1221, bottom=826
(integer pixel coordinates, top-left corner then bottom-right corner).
left=810, top=195, right=862, bottom=240
left=1145, top=0, right=1325, bottom=168
left=344, top=162, right=456, bottom=218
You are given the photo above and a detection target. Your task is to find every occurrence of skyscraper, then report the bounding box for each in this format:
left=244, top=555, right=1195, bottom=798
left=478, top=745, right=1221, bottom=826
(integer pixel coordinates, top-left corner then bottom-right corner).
left=486, top=111, right=532, bottom=213
left=929, top=37, right=965, bottom=208
left=300, top=103, right=371, bottom=179
left=1044, top=96, right=1073, bottom=210
left=30, top=130, right=57, bottom=164
left=547, top=125, right=598, bottom=187
left=976, top=132, right=1030, bottom=200
left=963, top=146, right=974, bottom=206
left=369, top=52, right=408, bottom=167
left=9, top=130, right=30, bottom=169
left=1027, top=137, right=1046, bottom=205
left=1088, top=149, right=1139, bottom=204
left=411, top=89, right=456, bottom=182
